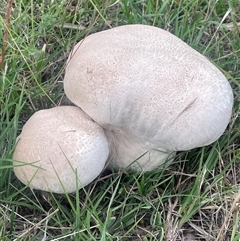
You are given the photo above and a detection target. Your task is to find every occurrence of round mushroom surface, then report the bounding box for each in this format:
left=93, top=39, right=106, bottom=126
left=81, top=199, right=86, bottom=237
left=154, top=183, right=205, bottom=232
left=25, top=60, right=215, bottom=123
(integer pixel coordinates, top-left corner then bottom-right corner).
left=13, top=106, right=109, bottom=193
left=64, top=24, right=233, bottom=170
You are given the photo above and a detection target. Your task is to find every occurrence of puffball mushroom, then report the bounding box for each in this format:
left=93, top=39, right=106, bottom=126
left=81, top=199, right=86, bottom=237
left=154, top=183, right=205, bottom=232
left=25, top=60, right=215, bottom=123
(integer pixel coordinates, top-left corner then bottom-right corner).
left=64, top=24, right=233, bottom=171
left=13, top=24, right=233, bottom=193
left=13, top=106, right=109, bottom=193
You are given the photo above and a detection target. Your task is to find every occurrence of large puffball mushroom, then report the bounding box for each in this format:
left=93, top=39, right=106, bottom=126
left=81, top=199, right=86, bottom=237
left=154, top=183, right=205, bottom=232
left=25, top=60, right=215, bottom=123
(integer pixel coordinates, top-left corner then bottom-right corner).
left=64, top=24, right=233, bottom=171
left=13, top=106, right=109, bottom=193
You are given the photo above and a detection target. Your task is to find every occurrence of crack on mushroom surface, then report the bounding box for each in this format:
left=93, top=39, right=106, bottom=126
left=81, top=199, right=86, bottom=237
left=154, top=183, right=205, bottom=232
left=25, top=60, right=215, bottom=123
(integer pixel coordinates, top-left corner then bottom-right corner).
left=170, top=96, right=199, bottom=127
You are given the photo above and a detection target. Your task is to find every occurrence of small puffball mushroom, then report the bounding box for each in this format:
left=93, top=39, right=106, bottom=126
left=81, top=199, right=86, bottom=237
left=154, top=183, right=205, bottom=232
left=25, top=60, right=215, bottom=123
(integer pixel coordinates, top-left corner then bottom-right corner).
left=13, top=106, right=109, bottom=193
left=64, top=24, right=233, bottom=171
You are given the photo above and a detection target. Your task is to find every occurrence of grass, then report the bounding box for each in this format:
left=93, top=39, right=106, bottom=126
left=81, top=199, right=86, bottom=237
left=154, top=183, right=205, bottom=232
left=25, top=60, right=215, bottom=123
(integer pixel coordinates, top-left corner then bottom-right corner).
left=0, top=0, right=240, bottom=240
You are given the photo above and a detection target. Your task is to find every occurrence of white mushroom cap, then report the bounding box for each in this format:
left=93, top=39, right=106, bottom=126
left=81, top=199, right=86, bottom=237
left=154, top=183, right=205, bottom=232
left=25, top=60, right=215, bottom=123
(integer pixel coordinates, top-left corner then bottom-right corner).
left=64, top=24, right=233, bottom=171
left=13, top=106, right=109, bottom=193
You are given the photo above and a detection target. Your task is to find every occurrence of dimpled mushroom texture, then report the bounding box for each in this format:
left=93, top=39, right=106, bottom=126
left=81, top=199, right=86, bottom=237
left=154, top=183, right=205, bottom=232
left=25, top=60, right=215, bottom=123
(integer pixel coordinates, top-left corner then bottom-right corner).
left=64, top=24, right=233, bottom=171
left=13, top=106, right=109, bottom=193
